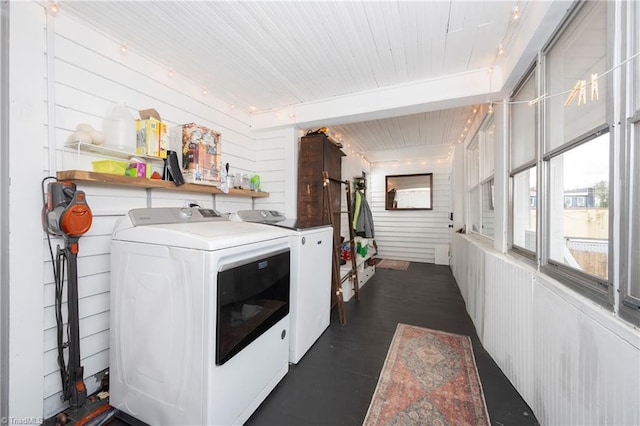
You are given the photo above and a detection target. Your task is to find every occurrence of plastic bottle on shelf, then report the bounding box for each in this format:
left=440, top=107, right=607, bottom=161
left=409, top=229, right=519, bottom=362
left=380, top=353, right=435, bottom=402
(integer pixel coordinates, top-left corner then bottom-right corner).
left=103, top=103, right=136, bottom=152
left=250, top=174, right=260, bottom=191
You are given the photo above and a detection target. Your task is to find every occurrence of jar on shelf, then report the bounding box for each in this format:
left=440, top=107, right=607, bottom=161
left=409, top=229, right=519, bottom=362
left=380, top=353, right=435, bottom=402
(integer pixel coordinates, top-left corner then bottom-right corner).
left=241, top=173, right=250, bottom=190
left=232, top=173, right=242, bottom=189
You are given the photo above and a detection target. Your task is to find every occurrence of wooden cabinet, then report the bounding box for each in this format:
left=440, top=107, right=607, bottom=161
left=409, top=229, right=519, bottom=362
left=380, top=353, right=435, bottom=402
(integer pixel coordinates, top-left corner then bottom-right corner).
left=297, top=134, right=345, bottom=234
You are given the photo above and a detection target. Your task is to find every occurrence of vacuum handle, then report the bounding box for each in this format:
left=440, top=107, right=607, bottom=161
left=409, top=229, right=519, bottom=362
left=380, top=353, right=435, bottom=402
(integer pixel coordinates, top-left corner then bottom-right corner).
left=65, top=248, right=87, bottom=408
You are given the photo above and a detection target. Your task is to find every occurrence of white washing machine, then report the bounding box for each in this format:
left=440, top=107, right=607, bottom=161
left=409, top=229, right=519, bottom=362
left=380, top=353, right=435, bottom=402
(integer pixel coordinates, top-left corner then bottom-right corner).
left=110, top=207, right=292, bottom=426
left=235, top=210, right=332, bottom=364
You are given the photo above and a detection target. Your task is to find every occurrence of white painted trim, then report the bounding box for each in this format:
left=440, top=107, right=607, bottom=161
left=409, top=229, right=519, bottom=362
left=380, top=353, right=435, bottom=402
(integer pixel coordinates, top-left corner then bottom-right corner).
left=283, top=126, right=297, bottom=218
left=1, top=0, right=11, bottom=419
left=493, top=100, right=508, bottom=252
left=8, top=1, right=46, bottom=419
left=46, top=11, right=56, bottom=174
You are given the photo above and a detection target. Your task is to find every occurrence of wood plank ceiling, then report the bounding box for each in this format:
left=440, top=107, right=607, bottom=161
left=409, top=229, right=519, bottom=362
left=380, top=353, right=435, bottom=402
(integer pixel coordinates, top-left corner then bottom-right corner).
left=60, top=1, right=536, bottom=162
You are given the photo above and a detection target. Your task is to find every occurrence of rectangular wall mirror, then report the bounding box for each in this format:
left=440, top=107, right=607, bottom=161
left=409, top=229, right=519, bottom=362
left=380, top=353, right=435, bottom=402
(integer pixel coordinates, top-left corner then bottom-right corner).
left=385, top=173, right=433, bottom=210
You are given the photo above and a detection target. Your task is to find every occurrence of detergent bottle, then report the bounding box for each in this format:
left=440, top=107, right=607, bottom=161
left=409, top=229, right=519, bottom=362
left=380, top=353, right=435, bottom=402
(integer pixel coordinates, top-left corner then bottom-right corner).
left=103, top=103, right=136, bottom=152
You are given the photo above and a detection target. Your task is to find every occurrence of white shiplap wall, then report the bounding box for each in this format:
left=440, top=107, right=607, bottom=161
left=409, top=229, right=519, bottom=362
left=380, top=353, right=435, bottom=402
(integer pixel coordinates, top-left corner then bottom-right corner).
left=35, top=9, right=287, bottom=418
left=452, top=234, right=640, bottom=426
left=370, top=161, right=451, bottom=263
left=252, top=128, right=288, bottom=213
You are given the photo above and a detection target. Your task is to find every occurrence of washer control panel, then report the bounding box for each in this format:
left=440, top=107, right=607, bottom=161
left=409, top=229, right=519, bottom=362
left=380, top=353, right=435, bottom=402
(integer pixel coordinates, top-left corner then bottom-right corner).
left=236, top=209, right=286, bottom=223
left=129, top=207, right=226, bottom=226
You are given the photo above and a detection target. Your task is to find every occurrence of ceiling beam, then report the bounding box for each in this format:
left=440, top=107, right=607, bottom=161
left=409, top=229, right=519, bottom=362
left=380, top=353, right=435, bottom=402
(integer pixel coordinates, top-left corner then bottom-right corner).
left=250, top=66, right=503, bottom=131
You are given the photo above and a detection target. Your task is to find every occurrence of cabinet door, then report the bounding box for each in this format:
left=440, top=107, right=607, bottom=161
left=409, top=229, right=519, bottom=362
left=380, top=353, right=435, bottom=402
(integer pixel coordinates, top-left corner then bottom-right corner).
left=297, top=136, right=325, bottom=224
left=297, top=134, right=344, bottom=229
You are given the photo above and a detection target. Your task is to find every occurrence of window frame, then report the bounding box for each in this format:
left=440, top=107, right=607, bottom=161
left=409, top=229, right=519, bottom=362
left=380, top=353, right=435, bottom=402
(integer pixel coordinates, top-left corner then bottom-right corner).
left=539, top=0, right=613, bottom=308
left=541, top=125, right=612, bottom=306
left=619, top=0, right=640, bottom=325
left=509, top=65, right=538, bottom=261
left=467, top=114, right=496, bottom=239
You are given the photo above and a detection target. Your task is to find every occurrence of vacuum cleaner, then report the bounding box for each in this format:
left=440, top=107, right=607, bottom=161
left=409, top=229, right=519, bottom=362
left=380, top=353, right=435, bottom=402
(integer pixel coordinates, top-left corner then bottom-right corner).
left=41, top=177, right=93, bottom=409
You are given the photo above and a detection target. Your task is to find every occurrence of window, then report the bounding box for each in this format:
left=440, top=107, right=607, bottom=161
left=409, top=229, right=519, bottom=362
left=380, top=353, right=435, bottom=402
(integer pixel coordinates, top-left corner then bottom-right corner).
left=624, top=115, right=640, bottom=317
left=547, top=133, right=609, bottom=283
left=620, top=0, right=640, bottom=324
left=467, top=117, right=495, bottom=239
left=546, top=1, right=607, bottom=151
left=543, top=1, right=610, bottom=304
left=513, top=167, right=537, bottom=252
left=505, top=0, right=640, bottom=325
left=482, top=180, right=495, bottom=238
left=510, top=69, right=537, bottom=257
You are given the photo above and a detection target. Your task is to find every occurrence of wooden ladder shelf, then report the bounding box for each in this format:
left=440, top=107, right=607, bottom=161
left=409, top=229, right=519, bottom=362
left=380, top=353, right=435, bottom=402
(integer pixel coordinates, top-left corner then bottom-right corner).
left=322, top=171, right=360, bottom=326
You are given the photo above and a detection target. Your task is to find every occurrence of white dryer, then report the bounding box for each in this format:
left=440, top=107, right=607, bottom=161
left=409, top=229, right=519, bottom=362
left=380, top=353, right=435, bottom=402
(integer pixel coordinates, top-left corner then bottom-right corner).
left=235, top=210, right=332, bottom=364
left=110, top=207, right=292, bottom=426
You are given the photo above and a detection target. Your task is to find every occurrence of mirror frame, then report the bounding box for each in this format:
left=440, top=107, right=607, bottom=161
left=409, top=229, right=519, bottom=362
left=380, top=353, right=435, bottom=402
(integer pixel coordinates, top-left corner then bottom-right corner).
left=385, top=173, right=434, bottom=211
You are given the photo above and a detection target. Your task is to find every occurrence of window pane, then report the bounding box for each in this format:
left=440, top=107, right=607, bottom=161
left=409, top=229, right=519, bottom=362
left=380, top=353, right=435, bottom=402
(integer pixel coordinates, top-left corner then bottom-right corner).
left=546, top=1, right=607, bottom=151
left=481, top=121, right=495, bottom=181
left=629, top=121, right=640, bottom=299
left=513, top=166, right=537, bottom=252
left=548, top=134, right=609, bottom=280
left=633, top=1, right=640, bottom=109
left=470, top=186, right=480, bottom=233
left=481, top=180, right=495, bottom=239
left=511, top=74, right=536, bottom=169
left=467, top=138, right=479, bottom=188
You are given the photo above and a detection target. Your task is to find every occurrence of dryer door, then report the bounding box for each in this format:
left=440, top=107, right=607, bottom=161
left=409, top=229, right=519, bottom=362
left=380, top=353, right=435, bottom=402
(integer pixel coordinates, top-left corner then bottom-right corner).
left=216, top=248, right=290, bottom=365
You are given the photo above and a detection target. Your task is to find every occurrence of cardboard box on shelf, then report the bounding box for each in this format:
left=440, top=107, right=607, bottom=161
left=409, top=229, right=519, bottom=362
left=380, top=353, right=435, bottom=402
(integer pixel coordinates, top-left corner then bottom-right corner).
left=125, top=160, right=150, bottom=178
left=169, top=123, right=222, bottom=186
left=136, top=109, right=167, bottom=158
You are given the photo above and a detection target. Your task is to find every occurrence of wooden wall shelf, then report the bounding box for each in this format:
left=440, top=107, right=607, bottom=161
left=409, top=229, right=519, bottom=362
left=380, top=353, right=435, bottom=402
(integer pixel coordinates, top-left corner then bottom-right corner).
left=56, top=170, right=269, bottom=198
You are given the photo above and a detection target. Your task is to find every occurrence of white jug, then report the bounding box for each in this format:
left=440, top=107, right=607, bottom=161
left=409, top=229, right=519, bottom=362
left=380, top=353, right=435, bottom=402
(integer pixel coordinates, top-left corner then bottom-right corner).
left=103, top=103, right=136, bottom=152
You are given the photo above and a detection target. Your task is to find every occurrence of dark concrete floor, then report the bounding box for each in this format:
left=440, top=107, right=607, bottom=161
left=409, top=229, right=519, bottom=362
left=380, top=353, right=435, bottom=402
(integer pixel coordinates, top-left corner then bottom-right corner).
left=246, top=262, right=538, bottom=426
left=47, top=262, right=537, bottom=425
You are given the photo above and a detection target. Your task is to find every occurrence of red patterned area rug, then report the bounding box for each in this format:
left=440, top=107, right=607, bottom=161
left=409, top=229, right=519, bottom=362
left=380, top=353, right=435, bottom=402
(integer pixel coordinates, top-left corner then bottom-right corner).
left=363, top=324, right=490, bottom=426
left=376, top=259, right=410, bottom=270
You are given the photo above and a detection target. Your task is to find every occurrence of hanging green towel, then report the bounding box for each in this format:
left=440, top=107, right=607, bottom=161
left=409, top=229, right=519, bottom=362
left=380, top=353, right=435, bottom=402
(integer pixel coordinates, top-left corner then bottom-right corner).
left=352, top=190, right=362, bottom=230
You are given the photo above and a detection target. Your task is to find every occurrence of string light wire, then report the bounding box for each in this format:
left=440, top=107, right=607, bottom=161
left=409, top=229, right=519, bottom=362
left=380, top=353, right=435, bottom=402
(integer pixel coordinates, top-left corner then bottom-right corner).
left=501, top=50, right=640, bottom=106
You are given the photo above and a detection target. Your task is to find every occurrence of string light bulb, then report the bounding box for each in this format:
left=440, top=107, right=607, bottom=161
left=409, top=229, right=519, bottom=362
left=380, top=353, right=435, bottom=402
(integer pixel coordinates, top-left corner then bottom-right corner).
left=249, top=106, right=257, bottom=113
left=168, top=67, right=174, bottom=78
left=50, top=2, right=59, bottom=14
left=202, top=87, right=208, bottom=96
left=512, top=6, right=520, bottom=21
left=120, top=42, right=128, bottom=54
left=488, top=103, right=494, bottom=114
left=498, top=43, right=505, bottom=55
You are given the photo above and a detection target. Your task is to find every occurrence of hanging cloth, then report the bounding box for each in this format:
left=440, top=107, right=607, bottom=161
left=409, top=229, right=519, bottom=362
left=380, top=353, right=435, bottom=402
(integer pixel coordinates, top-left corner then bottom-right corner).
left=352, top=190, right=363, bottom=230
left=355, top=191, right=375, bottom=238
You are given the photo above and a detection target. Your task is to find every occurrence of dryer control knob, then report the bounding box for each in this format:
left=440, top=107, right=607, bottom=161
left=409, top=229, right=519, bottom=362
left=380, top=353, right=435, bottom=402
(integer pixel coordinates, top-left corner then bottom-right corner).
left=179, top=208, right=193, bottom=219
